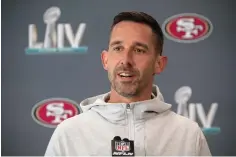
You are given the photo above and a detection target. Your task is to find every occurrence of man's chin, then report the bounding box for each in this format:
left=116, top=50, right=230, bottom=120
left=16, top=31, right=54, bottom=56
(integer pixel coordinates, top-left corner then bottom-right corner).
left=116, top=82, right=137, bottom=89
left=116, top=89, right=137, bottom=98
left=116, top=86, right=138, bottom=97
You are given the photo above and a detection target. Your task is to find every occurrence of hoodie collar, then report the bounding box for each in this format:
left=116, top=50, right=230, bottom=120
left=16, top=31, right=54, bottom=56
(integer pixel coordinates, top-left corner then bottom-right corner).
left=80, top=85, right=172, bottom=124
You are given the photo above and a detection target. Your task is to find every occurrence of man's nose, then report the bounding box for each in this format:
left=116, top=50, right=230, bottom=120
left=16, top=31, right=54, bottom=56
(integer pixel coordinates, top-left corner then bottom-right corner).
left=120, top=49, right=134, bottom=65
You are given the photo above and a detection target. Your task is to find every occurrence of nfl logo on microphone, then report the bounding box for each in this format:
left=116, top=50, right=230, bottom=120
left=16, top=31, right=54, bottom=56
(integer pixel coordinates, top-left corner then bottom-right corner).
left=115, top=141, right=130, bottom=151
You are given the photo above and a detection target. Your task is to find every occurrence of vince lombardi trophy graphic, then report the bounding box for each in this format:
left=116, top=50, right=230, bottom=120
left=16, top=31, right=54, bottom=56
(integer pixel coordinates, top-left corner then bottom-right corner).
left=175, top=86, right=192, bottom=117
left=43, top=7, right=61, bottom=48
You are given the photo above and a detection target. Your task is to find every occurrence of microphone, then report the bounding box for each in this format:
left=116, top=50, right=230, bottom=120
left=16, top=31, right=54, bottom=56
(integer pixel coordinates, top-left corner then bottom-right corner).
left=111, top=136, right=135, bottom=156
left=122, top=138, right=129, bottom=142
left=114, top=136, right=122, bottom=141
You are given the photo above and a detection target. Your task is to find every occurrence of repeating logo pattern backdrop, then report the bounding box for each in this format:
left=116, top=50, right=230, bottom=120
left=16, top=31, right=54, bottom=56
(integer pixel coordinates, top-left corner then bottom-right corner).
left=2, top=0, right=235, bottom=156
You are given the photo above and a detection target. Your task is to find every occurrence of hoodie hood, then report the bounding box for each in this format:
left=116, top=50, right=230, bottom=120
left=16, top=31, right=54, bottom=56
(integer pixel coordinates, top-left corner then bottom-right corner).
left=80, top=84, right=172, bottom=124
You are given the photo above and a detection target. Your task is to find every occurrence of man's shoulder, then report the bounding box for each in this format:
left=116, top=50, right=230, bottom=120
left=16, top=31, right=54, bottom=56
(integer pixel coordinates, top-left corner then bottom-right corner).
left=166, top=111, right=201, bottom=131
left=54, top=111, right=95, bottom=132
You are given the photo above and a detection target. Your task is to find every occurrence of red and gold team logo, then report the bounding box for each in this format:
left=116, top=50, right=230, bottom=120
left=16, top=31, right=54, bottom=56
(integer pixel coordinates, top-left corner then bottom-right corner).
left=32, top=98, right=81, bottom=128
left=162, top=13, right=213, bottom=43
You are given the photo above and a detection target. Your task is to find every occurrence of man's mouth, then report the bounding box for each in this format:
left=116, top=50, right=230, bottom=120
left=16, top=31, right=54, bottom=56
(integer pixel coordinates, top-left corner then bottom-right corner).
left=118, top=72, right=134, bottom=77
left=116, top=72, right=137, bottom=82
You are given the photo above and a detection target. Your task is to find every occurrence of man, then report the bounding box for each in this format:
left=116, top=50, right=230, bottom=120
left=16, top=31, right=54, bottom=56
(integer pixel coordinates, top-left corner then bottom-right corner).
left=45, top=11, right=211, bottom=156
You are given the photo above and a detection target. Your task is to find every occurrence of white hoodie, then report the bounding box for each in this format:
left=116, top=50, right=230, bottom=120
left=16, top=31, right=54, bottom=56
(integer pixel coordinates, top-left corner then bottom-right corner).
left=45, top=85, right=211, bottom=156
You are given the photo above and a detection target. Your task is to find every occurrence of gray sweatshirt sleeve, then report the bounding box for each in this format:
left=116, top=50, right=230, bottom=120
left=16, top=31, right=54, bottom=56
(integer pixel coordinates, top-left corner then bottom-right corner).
left=197, top=128, right=212, bottom=156
left=44, top=125, right=64, bottom=156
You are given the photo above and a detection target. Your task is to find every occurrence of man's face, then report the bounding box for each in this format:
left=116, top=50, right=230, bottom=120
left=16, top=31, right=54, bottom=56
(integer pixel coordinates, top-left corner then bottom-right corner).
left=101, top=21, right=165, bottom=98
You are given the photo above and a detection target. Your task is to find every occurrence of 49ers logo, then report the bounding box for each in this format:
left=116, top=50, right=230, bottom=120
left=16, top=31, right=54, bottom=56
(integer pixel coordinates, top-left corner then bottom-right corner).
left=32, top=98, right=80, bottom=128
left=162, top=13, right=213, bottom=43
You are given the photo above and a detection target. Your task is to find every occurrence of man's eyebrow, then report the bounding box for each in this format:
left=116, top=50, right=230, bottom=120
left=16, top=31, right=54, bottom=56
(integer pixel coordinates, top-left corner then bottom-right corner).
left=134, top=42, right=149, bottom=50
left=110, top=41, right=122, bottom=47
left=109, top=41, right=149, bottom=50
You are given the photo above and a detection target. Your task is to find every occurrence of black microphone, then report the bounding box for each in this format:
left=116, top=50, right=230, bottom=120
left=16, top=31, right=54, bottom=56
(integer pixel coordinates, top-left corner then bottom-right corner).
left=122, top=138, right=129, bottom=142
left=111, top=136, right=135, bottom=156
left=113, top=136, right=122, bottom=141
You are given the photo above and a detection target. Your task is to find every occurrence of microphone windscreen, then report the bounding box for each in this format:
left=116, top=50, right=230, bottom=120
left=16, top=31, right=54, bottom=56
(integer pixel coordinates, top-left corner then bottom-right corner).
left=123, top=138, right=129, bottom=142
left=113, top=136, right=121, bottom=141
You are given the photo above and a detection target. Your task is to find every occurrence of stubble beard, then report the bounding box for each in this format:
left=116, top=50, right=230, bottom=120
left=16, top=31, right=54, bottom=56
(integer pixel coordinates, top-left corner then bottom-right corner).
left=112, top=77, right=140, bottom=98
left=108, top=66, right=144, bottom=98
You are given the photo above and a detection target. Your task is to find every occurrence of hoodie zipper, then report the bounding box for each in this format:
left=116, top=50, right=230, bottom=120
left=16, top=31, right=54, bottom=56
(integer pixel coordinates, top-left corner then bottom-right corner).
left=126, top=104, right=134, bottom=141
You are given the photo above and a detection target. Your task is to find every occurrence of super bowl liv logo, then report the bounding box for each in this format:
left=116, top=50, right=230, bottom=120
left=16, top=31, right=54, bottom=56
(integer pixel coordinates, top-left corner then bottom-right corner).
left=25, top=6, right=88, bottom=55
left=175, top=86, right=221, bottom=135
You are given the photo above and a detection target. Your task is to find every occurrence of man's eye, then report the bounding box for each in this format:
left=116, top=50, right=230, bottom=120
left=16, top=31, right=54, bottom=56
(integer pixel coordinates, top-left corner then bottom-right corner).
left=134, top=48, right=145, bottom=53
left=113, top=46, right=123, bottom=51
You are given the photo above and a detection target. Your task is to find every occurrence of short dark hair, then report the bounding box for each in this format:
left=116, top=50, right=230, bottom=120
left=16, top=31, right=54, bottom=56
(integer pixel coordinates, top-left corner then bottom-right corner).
left=111, top=11, right=164, bottom=55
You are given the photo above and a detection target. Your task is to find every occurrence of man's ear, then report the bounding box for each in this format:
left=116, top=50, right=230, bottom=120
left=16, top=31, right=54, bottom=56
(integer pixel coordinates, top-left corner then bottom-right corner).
left=101, top=50, right=109, bottom=71
left=154, top=56, right=167, bottom=74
